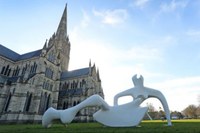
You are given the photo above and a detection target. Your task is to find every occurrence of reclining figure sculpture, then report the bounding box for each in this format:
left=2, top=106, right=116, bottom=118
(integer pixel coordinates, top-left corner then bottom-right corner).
left=42, top=74, right=172, bottom=128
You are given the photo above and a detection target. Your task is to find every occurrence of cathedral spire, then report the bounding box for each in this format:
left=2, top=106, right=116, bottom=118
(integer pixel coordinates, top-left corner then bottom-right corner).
left=89, top=59, right=91, bottom=67
left=97, top=68, right=101, bottom=82
left=56, top=4, right=67, bottom=38
left=54, top=4, right=70, bottom=71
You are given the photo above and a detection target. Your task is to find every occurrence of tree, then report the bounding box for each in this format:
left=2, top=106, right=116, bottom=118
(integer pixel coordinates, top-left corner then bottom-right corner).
left=196, top=105, right=200, bottom=118
left=146, top=103, right=159, bottom=119
left=182, top=104, right=198, bottom=118
left=146, top=103, right=155, bottom=112
left=171, top=111, right=183, bottom=119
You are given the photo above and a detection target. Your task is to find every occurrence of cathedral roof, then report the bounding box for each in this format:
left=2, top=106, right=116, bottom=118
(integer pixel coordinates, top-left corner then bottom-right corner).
left=18, top=49, right=42, bottom=60
left=61, top=67, right=89, bottom=80
left=0, top=44, right=41, bottom=61
left=0, top=44, right=20, bottom=61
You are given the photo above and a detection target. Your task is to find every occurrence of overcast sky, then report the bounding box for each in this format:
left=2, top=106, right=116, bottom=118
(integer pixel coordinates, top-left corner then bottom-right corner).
left=1, top=0, right=200, bottom=111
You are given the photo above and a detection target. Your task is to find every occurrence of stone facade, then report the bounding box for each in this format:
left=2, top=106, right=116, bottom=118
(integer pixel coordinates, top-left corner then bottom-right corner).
left=0, top=5, right=104, bottom=123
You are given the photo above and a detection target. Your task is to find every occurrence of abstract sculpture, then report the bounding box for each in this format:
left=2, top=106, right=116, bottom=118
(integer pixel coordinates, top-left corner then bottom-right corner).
left=42, top=74, right=172, bottom=128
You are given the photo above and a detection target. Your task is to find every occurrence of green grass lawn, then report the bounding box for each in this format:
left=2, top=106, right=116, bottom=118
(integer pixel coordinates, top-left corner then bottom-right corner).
left=0, top=120, right=199, bottom=133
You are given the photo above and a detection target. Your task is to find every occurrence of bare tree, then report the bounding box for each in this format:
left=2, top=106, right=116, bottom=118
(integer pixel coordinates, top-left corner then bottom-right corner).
left=196, top=105, right=200, bottom=118
left=146, top=103, right=156, bottom=112
left=182, top=104, right=198, bottom=118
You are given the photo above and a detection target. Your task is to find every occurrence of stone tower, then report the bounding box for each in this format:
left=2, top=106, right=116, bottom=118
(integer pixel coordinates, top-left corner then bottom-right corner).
left=55, top=5, right=70, bottom=71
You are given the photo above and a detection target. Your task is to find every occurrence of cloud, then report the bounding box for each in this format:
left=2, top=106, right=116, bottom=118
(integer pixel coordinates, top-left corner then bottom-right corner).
left=93, top=9, right=128, bottom=25
left=132, top=0, right=150, bottom=9
left=80, top=10, right=90, bottom=28
left=185, top=29, right=200, bottom=42
left=186, top=29, right=200, bottom=37
left=148, top=76, right=200, bottom=111
left=160, top=0, right=188, bottom=13
left=69, top=10, right=91, bottom=42
left=152, top=0, right=188, bottom=23
left=116, top=35, right=177, bottom=63
left=152, top=76, right=200, bottom=89
left=107, top=45, right=162, bottom=65
left=124, top=46, right=161, bottom=61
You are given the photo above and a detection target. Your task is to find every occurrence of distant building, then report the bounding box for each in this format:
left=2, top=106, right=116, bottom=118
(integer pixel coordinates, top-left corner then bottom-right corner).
left=0, top=5, right=104, bottom=123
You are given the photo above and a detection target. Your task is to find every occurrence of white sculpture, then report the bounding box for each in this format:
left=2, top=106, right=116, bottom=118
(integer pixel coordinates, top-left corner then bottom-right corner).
left=42, top=74, right=172, bottom=128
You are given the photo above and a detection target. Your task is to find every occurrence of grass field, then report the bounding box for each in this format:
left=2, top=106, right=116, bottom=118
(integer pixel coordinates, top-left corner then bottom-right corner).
left=0, top=120, right=199, bottom=133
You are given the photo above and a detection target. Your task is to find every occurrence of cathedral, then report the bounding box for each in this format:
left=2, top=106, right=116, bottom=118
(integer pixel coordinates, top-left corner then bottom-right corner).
left=0, top=5, right=104, bottom=123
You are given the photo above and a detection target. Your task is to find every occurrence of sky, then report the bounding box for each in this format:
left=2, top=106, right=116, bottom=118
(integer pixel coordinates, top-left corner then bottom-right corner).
left=0, top=0, right=200, bottom=112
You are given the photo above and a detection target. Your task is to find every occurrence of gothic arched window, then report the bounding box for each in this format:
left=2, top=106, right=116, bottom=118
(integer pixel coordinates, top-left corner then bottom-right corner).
left=24, top=92, right=32, bottom=112
left=33, top=62, right=37, bottom=73
left=63, top=101, right=69, bottom=109
left=45, top=67, right=54, bottom=79
left=80, top=81, right=82, bottom=88
left=4, top=92, right=11, bottom=112
left=48, top=51, right=55, bottom=63
left=12, top=69, right=16, bottom=76
left=39, top=92, right=49, bottom=114
left=73, top=101, right=77, bottom=106
left=4, top=65, right=10, bottom=76
left=16, top=66, right=20, bottom=76
left=22, top=64, right=27, bottom=75
left=62, top=82, right=66, bottom=90
left=38, top=92, right=45, bottom=115
left=43, top=79, right=46, bottom=89
left=50, top=83, right=53, bottom=91
left=75, top=82, right=78, bottom=88
left=46, top=81, right=49, bottom=90
left=45, top=94, right=51, bottom=111
left=73, top=81, right=76, bottom=89
left=1, top=66, right=5, bottom=74
left=30, top=66, right=33, bottom=74
left=71, top=83, right=73, bottom=89
left=7, top=68, right=11, bottom=76
left=66, top=83, right=69, bottom=89
left=63, top=102, right=66, bottom=109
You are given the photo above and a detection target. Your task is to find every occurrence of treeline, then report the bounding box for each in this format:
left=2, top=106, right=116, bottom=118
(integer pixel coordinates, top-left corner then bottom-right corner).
left=144, top=104, right=200, bottom=120
left=182, top=104, right=200, bottom=119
